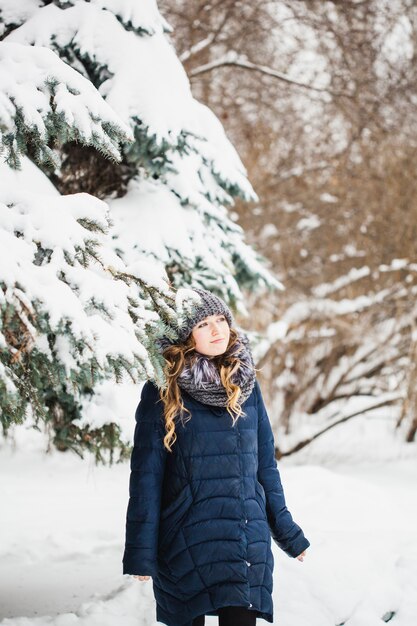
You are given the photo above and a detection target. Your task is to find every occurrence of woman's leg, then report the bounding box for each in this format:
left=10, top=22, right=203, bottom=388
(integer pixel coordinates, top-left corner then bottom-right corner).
left=192, top=614, right=205, bottom=626
left=218, top=606, right=256, bottom=626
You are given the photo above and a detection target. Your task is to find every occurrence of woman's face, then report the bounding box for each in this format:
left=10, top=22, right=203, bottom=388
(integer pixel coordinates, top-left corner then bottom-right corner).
left=191, top=314, right=231, bottom=356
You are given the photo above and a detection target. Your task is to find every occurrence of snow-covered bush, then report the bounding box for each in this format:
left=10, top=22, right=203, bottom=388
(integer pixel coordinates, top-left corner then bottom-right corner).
left=256, top=261, right=416, bottom=455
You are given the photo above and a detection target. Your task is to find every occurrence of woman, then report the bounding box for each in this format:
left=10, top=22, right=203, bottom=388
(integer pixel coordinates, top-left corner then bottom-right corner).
left=122, top=288, right=310, bottom=626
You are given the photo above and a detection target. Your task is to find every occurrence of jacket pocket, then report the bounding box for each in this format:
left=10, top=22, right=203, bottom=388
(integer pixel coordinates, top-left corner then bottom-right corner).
left=255, top=480, right=267, bottom=508
left=158, top=484, right=193, bottom=553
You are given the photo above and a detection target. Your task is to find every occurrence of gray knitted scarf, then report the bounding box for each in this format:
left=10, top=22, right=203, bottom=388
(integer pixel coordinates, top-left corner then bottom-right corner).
left=177, top=331, right=256, bottom=407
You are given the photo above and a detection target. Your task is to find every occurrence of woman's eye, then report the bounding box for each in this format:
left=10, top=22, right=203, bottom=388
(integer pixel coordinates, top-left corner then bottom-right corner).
left=198, top=317, right=225, bottom=328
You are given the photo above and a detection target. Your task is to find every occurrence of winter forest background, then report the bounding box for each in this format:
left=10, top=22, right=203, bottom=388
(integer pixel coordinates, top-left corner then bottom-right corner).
left=1, top=1, right=417, bottom=625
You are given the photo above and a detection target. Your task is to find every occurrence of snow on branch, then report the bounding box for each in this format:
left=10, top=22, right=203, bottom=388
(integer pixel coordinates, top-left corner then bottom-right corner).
left=256, top=267, right=417, bottom=455
left=87, top=0, right=172, bottom=35
left=312, top=266, right=371, bottom=298
left=0, top=186, right=174, bottom=394
left=0, top=0, right=40, bottom=36
left=189, top=52, right=351, bottom=98
left=313, top=260, right=417, bottom=298
left=179, top=33, right=216, bottom=63
left=0, top=42, right=133, bottom=169
left=278, top=392, right=404, bottom=458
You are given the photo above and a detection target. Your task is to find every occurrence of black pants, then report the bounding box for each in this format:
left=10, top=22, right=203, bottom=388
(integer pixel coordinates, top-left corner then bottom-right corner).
left=192, top=606, right=256, bottom=626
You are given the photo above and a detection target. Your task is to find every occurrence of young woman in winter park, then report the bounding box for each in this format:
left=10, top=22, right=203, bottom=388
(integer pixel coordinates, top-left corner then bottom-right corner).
left=122, top=288, right=310, bottom=626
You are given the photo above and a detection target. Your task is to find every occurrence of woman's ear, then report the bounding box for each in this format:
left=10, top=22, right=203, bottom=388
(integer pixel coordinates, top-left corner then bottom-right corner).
left=185, top=334, right=196, bottom=350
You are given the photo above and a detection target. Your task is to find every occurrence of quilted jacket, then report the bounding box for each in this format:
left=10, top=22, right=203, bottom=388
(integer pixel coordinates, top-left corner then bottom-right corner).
left=122, top=379, right=310, bottom=626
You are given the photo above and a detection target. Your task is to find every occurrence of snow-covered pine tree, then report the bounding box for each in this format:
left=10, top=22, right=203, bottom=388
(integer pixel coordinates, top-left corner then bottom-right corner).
left=2, top=0, right=280, bottom=307
left=0, top=3, right=280, bottom=463
left=0, top=41, right=185, bottom=463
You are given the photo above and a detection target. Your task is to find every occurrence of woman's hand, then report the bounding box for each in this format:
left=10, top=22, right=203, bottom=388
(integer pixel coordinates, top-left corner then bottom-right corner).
left=296, top=550, right=307, bottom=562
left=133, top=575, right=151, bottom=581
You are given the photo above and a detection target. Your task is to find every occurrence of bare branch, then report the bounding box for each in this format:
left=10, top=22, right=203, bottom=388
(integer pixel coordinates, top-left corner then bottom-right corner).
left=189, top=53, right=353, bottom=98
left=179, top=33, right=216, bottom=62
left=277, top=392, right=403, bottom=459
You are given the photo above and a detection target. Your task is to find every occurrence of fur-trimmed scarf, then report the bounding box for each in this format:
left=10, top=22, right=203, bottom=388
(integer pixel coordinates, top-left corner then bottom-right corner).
left=177, top=331, right=256, bottom=407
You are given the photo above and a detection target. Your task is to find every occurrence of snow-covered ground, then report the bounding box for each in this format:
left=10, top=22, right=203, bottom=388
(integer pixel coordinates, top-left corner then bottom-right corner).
left=1, top=394, right=417, bottom=626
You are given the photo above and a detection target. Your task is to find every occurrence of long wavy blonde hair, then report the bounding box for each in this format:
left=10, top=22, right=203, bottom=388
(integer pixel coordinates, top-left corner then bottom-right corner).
left=160, top=327, right=248, bottom=452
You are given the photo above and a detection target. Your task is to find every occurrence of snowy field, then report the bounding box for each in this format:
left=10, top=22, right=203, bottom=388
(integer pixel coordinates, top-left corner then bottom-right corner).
left=1, top=385, right=417, bottom=626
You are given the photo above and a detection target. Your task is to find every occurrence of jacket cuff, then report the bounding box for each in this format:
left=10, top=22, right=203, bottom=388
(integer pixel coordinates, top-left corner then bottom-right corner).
left=280, top=534, right=311, bottom=558
left=122, top=548, right=157, bottom=576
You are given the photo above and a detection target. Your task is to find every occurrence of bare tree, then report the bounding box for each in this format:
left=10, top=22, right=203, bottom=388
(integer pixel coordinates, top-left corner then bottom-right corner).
left=161, top=0, right=417, bottom=449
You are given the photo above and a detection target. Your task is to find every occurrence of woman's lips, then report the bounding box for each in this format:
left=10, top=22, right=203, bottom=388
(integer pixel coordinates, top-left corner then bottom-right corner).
left=211, top=338, right=224, bottom=343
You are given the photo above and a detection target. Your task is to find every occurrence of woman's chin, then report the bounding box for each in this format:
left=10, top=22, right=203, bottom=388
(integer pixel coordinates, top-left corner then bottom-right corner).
left=209, top=344, right=227, bottom=356
left=197, top=343, right=227, bottom=357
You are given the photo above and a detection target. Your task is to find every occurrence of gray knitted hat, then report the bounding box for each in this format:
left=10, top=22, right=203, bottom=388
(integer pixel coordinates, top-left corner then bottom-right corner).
left=176, top=288, right=234, bottom=343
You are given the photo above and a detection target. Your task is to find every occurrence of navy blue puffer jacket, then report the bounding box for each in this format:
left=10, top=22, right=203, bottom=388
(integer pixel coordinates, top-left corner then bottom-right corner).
left=122, top=379, right=310, bottom=626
